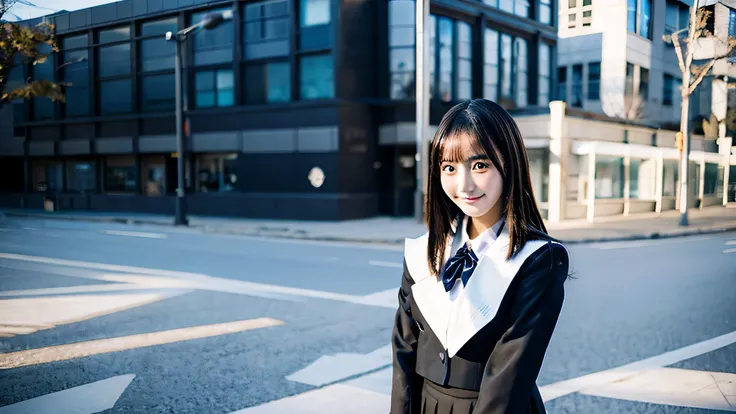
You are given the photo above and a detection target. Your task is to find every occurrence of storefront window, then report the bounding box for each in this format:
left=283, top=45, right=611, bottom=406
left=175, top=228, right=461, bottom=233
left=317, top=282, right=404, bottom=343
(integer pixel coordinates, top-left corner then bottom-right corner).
left=595, top=156, right=624, bottom=199
left=196, top=153, right=237, bottom=192
left=527, top=148, right=548, bottom=203
left=704, top=163, right=719, bottom=195
left=105, top=156, right=137, bottom=193
left=662, top=160, right=678, bottom=197
left=142, top=156, right=166, bottom=196
left=66, top=160, right=96, bottom=193
left=32, top=161, right=63, bottom=193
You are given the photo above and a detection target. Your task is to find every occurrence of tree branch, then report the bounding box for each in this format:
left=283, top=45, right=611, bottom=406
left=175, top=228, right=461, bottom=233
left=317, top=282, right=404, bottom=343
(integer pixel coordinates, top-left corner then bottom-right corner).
left=672, top=32, right=687, bottom=74
left=688, top=59, right=715, bottom=95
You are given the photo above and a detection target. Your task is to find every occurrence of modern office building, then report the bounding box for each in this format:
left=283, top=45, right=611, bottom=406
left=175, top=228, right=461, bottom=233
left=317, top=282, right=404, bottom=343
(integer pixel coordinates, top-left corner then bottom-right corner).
left=0, top=0, right=559, bottom=220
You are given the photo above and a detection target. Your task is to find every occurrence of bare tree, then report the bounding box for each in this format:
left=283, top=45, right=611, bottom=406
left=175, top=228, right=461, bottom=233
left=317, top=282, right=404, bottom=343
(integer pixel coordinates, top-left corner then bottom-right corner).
left=663, top=1, right=736, bottom=225
left=623, top=92, right=647, bottom=121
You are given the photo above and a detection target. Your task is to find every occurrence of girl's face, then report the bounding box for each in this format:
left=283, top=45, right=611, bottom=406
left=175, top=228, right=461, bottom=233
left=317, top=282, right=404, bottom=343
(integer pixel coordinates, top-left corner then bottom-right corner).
left=439, top=133, right=504, bottom=221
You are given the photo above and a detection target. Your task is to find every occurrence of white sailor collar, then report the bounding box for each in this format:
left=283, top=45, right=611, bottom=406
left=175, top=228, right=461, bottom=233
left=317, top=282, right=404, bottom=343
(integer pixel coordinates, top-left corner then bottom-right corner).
left=404, top=223, right=555, bottom=358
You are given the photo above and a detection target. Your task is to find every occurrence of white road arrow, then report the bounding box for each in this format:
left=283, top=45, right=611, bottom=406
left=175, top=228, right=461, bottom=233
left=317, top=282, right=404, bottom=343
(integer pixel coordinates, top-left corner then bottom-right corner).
left=0, top=374, right=135, bottom=414
left=286, top=344, right=391, bottom=387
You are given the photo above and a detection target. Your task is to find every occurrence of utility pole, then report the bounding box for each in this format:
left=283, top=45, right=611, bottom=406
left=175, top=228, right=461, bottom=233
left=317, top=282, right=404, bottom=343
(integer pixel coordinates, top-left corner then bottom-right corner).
left=414, top=0, right=429, bottom=223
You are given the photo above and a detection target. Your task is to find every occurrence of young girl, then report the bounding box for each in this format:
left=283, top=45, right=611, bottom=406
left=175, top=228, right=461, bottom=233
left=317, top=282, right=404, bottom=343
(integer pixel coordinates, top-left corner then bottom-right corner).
left=391, top=99, right=569, bottom=414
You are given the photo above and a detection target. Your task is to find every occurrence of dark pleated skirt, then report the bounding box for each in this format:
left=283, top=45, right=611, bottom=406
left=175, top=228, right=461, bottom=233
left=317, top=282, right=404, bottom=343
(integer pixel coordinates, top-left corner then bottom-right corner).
left=420, top=379, right=479, bottom=414
left=419, top=379, right=545, bottom=414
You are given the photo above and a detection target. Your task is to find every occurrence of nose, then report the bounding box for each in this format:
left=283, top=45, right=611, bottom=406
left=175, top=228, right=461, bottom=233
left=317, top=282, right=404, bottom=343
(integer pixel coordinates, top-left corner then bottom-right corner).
left=457, top=166, right=476, bottom=195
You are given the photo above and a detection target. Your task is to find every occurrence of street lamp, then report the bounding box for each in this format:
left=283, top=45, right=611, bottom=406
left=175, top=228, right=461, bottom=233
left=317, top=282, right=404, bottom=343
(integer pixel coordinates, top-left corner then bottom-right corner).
left=166, top=10, right=233, bottom=226
left=414, top=0, right=430, bottom=223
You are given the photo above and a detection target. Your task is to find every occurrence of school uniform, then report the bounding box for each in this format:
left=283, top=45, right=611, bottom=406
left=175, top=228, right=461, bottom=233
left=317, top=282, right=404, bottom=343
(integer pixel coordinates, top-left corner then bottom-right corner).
left=391, top=215, right=569, bottom=414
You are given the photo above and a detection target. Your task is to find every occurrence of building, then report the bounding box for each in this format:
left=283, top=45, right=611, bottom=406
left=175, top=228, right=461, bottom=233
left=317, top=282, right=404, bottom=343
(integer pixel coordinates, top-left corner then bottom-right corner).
left=1, top=0, right=732, bottom=222
left=0, top=0, right=559, bottom=220
left=557, top=0, right=715, bottom=126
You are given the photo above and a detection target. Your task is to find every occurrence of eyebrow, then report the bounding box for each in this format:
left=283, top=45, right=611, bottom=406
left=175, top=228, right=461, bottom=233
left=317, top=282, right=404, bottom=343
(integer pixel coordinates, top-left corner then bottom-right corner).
left=441, top=154, right=489, bottom=163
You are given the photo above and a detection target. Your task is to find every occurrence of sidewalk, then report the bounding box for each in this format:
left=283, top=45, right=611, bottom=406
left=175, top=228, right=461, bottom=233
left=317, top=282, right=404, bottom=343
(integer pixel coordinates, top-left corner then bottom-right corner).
left=1, top=205, right=736, bottom=245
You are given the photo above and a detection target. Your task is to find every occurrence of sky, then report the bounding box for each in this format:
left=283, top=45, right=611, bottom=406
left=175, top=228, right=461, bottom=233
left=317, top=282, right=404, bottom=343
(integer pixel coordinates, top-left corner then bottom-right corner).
left=5, top=0, right=117, bottom=21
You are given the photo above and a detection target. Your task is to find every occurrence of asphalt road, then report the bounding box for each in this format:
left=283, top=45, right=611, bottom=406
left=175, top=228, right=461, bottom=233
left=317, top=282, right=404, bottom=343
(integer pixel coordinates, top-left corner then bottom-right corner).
left=0, top=217, right=734, bottom=413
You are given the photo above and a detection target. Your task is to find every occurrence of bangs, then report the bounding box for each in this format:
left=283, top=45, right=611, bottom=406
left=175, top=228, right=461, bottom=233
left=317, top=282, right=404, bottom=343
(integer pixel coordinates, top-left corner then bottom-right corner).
left=439, top=129, right=496, bottom=164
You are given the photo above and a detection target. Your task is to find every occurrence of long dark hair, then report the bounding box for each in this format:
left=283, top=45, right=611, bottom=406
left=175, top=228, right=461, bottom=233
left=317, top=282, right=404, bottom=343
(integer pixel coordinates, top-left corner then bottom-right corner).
left=425, top=99, right=547, bottom=276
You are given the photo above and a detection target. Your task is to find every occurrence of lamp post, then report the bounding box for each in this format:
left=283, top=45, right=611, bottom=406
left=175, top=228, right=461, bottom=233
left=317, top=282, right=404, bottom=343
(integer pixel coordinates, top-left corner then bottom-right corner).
left=166, top=10, right=232, bottom=226
left=414, top=0, right=430, bottom=223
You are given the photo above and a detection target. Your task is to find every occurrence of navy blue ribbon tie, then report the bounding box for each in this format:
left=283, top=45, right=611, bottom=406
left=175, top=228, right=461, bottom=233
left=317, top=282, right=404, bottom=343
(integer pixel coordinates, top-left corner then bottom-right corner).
left=441, top=244, right=479, bottom=292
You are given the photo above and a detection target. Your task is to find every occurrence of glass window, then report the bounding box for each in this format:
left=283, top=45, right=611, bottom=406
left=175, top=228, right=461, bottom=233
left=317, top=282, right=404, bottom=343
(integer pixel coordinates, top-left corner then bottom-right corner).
left=629, top=158, right=640, bottom=199
left=664, top=1, right=678, bottom=35
left=389, top=0, right=415, bottom=99
left=141, top=74, right=175, bottom=111
left=538, top=43, right=551, bottom=105
left=704, top=163, right=719, bottom=195
left=662, top=160, right=678, bottom=197
left=569, top=0, right=576, bottom=7
left=63, top=49, right=90, bottom=116
left=301, top=0, right=330, bottom=27
left=539, top=0, right=552, bottom=25
left=483, top=28, right=498, bottom=101
left=105, top=156, right=137, bottom=193
left=66, top=160, right=96, bottom=193
left=457, top=21, right=472, bottom=101
left=99, top=43, right=131, bottom=77
left=588, top=62, right=600, bottom=100
left=244, top=62, right=290, bottom=104
left=625, top=63, right=634, bottom=99
left=99, top=26, right=130, bottom=44
left=571, top=64, right=582, bottom=107
left=641, top=0, right=652, bottom=39
left=63, top=34, right=87, bottom=49
left=499, top=0, right=514, bottom=14
left=558, top=67, right=567, bottom=102
left=428, top=15, right=437, bottom=99
left=663, top=74, right=674, bottom=106
left=437, top=17, right=454, bottom=102
left=140, top=38, right=175, bottom=72
left=141, top=17, right=178, bottom=37
left=195, top=69, right=234, bottom=108
left=482, top=0, right=498, bottom=7
left=196, top=153, right=238, bottom=192
left=191, top=8, right=234, bottom=66
left=595, top=156, right=624, bottom=199
left=583, top=0, right=592, bottom=5
left=300, top=54, right=333, bottom=99
left=640, top=67, right=649, bottom=100
left=243, top=0, right=290, bottom=60
left=100, top=79, right=132, bottom=114
left=33, top=45, right=54, bottom=120
left=515, top=38, right=528, bottom=108
left=32, top=160, right=63, bottom=193
left=515, top=0, right=530, bottom=18
left=627, top=0, right=637, bottom=33
left=500, top=34, right=512, bottom=101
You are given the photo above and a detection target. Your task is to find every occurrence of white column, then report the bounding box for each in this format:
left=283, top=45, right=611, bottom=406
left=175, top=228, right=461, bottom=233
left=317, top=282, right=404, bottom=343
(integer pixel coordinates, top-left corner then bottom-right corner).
left=623, top=155, right=631, bottom=216
left=655, top=153, right=664, bottom=213
left=586, top=147, right=597, bottom=223
left=548, top=101, right=569, bottom=223
left=720, top=137, right=733, bottom=205
left=698, top=156, right=705, bottom=209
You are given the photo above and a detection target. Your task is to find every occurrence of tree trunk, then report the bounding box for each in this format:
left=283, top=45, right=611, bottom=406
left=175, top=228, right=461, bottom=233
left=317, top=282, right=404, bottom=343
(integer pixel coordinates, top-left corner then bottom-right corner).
left=678, top=71, right=691, bottom=226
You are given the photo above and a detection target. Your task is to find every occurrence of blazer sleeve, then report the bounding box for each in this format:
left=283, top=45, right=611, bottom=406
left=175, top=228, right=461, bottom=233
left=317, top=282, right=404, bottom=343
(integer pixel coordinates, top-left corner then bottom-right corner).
left=473, top=241, right=569, bottom=414
left=390, top=260, right=420, bottom=414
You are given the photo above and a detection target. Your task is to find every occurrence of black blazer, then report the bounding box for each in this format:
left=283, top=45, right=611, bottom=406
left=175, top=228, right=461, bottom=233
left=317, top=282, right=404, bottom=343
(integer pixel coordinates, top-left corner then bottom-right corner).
left=391, top=229, right=569, bottom=414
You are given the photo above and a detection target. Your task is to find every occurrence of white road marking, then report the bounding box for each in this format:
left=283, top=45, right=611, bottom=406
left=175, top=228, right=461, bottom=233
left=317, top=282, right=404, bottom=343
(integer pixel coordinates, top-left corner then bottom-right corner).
left=21, top=227, right=37, bottom=231
left=231, top=381, right=389, bottom=414
left=539, top=329, right=736, bottom=402
left=724, top=248, right=736, bottom=254
left=368, top=260, right=403, bottom=268
left=590, top=236, right=712, bottom=250
left=0, top=290, right=189, bottom=336
left=0, top=283, right=158, bottom=297
left=579, top=367, right=736, bottom=412
left=0, top=253, right=398, bottom=308
left=287, top=345, right=391, bottom=387
left=105, top=230, right=168, bottom=239
left=0, top=374, right=135, bottom=414
left=726, top=240, right=736, bottom=246
left=0, top=317, right=284, bottom=369
left=208, top=232, right=405, bottom=252
left=358, top=288, right=397, bottom=308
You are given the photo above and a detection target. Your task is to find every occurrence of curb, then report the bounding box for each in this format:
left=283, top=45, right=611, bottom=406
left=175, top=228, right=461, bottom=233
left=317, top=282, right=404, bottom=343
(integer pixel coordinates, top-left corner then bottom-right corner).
left=2, top=211, right=736, bottom=246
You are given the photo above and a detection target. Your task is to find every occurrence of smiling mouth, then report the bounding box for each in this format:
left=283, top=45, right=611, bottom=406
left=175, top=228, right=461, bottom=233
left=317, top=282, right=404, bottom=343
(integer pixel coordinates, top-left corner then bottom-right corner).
left=462, top=195, right=484, bottom=202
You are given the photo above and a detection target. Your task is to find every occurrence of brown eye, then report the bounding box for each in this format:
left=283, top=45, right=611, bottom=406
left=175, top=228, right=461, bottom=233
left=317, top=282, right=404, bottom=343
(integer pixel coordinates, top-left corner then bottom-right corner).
left=441, top=165, right=455, bottom=173
left=473, top=162, right=489, bottom=170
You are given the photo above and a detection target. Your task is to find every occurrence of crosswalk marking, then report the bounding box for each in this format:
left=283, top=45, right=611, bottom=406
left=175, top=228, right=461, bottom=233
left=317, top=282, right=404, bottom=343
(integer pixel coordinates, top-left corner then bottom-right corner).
left=368, top=261, right=402, bottom=268
left=0, top=374, right=135, bottom=414
left=105, top=230, right=168, bottom=239
left=0, top=318, right=284, bottom=370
